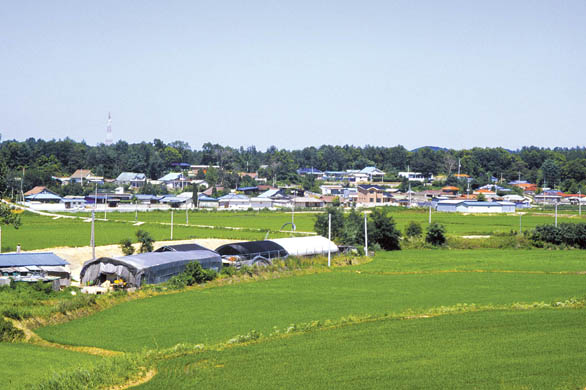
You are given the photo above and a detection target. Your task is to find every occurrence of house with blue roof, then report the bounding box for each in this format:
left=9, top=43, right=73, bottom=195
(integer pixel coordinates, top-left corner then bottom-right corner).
left=0, top=252, right=71, bottom=287
left=218, top=193, right=251, bottom=209
left=360, top=167, right=385, bottom=182
left=158, top=172, right=188, bottom=189
left=116, top=172, right=146, bottom=188
left=296, top=167, right=324, bottom=176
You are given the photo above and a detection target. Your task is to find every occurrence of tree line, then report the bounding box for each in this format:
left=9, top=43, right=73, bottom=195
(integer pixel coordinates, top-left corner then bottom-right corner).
left=0, top=137, right=585, bottom=195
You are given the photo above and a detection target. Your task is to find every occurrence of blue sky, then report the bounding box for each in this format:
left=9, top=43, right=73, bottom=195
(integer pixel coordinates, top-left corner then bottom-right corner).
left=1, top=1, right=584, bottom=150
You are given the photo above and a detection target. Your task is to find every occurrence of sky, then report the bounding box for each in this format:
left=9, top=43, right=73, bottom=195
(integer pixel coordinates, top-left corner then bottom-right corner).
left=1, top=1, right=585, bottom=151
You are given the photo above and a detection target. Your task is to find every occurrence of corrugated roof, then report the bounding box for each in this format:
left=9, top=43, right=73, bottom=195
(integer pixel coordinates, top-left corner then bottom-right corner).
left=158, top=172, right=183, bottom=181
left=25, top=193, right=62, bottom=201
left=0, top=253, right=69, bottom=267
left=116, top=172, right=146, bottom=182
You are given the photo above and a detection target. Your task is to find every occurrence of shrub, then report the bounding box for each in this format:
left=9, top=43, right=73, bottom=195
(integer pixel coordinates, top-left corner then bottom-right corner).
left=0, top=317, right=24, bottom=342
left=426, top=223, right=446, bottom=246
left=405, top=221, right=423, bottom=238
left=119, top=238, right=135, bottom=256
left=530, top=223, right=586, bottom=249
left=136, top=230, right=154, bottom=253
left=369, top=207, right=402, bottom=251
left=167, top=261, right=217, bottom=288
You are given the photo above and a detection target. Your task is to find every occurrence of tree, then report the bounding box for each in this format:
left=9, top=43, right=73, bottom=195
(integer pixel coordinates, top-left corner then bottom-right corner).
left=405, top=221, right=422, bottom=239
left=540, top=159, right=561, bottom=188
left=119, top=238, right=135, bottom=256
left=369, top=207, right=401, bottom=251
left=426, top=223, right=446, bottom=246
left=0, top=204, right=21, bottom=230
left=135, top=230, right=154, bottom=253
left=476, top=193, right=486, bottom=202
left=314, top=206, right=345, bottom=242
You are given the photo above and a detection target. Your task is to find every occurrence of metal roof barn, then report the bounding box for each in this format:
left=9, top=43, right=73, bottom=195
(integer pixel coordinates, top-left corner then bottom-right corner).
left=80, top=250, right=222, bottom=287
left=0, top=252, right=69, bottom=267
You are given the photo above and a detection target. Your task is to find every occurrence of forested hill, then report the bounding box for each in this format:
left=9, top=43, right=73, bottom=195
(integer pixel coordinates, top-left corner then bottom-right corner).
left=0, top=138, right=585, bottom=193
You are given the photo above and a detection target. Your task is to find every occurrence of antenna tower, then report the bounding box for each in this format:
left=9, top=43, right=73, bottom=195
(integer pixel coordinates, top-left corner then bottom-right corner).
left=105, top=112, right=113, bottom=145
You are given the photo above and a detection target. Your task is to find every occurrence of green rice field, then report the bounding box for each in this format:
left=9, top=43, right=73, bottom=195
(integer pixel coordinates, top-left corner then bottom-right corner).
left=4, top=208, right=584, bottom=252
left=137, top=308, right=586, bottom=390
left=38, top=250, right=586, bottom=353
left=0, top=343, right=100, bottom=389
left=9, top=248, right=586, bottom=389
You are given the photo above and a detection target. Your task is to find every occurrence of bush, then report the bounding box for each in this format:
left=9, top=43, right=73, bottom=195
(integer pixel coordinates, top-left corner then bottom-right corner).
left=405, top=221, right=423, bottom=238
left=370, top=208, right=401, bottom=251
left=136, top=230, right=154, bottom=253
left=0, top=317, right=24, bottom=342
left=119, top=238, right=135, bottom=256
left=426, top=223, right=446, bottom=246
left=530, top=223, right=586, bottom=249
left=167, top=261, right=217, bottom=288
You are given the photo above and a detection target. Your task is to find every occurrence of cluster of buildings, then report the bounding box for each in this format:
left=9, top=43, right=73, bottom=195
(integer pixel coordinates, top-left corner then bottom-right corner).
left=20, top=166, right=585, bottom=214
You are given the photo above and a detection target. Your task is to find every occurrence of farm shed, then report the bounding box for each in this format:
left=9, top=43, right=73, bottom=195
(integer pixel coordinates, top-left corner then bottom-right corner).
left=80, top=250, right=222, bottom=287
left=216, top=240, right=288, bottom=260
left=0, top=252, right=71, bottom=287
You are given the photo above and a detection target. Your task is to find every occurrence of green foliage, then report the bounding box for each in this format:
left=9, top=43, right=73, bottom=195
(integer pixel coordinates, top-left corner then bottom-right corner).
left=369, top=207, right=401, bottom=250
left=167, top=261, right=217, bottom=289
left=426, top=223, right=446, bottom=246
left=119, top=238, right=135, bottom=256
left=0, top=203, right=21, bottom=229
left=314, top=206, right=345, bottom=241
left=0, top=317, right=24, bottom=342
left=135, top=230, right=154, bottom=253
left=476, top=193, right=486, bottom=202
left=405, top=221, right=422, bottom=238
left=530, top=223, right=586, bottom=249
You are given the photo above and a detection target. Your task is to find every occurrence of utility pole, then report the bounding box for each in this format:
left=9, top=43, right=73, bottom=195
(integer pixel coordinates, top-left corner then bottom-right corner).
left=91, top=210, right=95, bottom=260
left=327, top=213, right=331, bottom=267
left=104, top=193, right=108, bottom=220
left=457, top=158, right=461, bottom=177
left=555, top=202, right=558, bottom=227
left=171, top=209, right=174, bottom=240
left=185, top=205, right=189, bottom=225
left=519, top=213, right=522, bottom=234
left=20, top=167, right=24, bottom=202
left=0, top=226, right=2, bottom=254
left=579, top=190, right=582, bottom=216
left=292, top=202, right=296, bottom=231
left=364, top=212, right=368, bottom=256
left=429, top=204, right=432, bottom=224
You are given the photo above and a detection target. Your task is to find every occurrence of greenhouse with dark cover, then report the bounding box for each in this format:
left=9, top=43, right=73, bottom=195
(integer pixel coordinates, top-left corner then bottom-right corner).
left=80, top=250, right=222, bottom=287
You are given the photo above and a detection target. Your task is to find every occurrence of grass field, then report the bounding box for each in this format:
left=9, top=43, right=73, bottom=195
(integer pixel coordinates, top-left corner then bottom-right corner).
left=0, top=343, right=100, bottom=389
left=7, top=207, right=584, bottom=252
left=37, top=250, right=586, bottom=352
left=1, top=212, right=293, bottom=252
left=136, top=308, right=586, bottom=389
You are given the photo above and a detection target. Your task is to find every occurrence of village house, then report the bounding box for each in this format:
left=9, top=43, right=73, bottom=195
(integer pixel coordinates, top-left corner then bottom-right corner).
left=356, top=184, right=394, bottom=205
left=115, top=172, right=146, bottom=188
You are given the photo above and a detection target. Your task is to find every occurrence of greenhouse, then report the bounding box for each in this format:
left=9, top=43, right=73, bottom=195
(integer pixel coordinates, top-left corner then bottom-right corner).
left=80, top=250, right=222, bottom=287
left=216, top=236, right=339, bottom=261
left=215, top=240, right=287, bottom=261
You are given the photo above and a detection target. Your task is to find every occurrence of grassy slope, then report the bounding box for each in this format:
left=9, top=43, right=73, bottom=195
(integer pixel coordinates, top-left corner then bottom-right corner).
left=37, top=250, right=586, bottom=352
left=0, top=343, right=100, bottom=389
left=137, top=308, right=586, bottom=390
